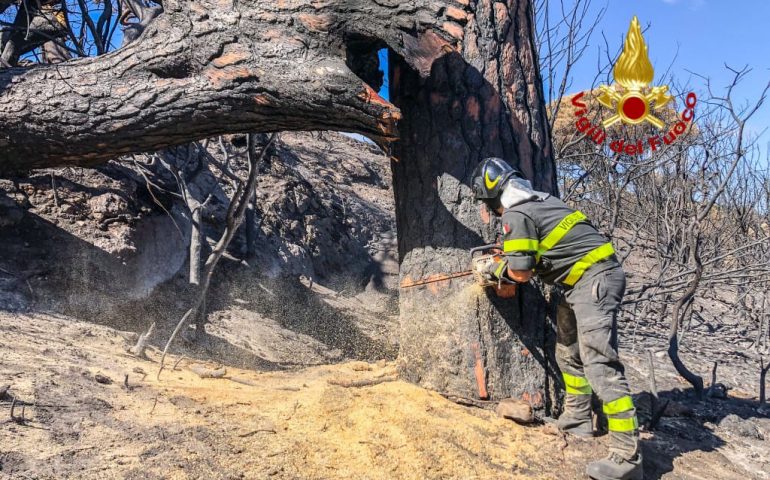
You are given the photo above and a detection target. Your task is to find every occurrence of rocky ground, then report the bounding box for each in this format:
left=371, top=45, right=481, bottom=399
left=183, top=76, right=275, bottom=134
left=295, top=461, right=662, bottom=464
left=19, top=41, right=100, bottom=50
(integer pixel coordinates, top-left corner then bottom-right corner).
left=1, top=132, right=768, bottom=479
left=0, top=131, right=398, bottom=336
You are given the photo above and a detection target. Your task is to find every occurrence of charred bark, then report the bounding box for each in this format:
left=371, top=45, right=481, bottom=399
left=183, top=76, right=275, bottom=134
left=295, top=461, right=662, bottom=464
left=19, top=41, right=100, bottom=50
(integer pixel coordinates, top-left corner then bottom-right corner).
left=0, top=0, right=474, bottom=173
left=391, top=0, right=557, bottom=405
left=668, top=234, right=705, bottom=398
left=760, top=357, right=769, bottom=406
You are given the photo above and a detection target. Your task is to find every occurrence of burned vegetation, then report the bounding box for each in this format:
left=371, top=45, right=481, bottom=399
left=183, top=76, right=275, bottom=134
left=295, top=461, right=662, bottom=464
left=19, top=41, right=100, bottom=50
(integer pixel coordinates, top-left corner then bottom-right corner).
left=1, top=0, right=769, bottom=479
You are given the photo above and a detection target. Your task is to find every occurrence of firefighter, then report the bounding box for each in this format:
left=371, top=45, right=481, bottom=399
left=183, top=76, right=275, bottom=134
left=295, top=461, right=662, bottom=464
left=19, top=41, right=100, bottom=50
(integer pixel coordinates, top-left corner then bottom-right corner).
left=471, top=157, right=642, bottom=480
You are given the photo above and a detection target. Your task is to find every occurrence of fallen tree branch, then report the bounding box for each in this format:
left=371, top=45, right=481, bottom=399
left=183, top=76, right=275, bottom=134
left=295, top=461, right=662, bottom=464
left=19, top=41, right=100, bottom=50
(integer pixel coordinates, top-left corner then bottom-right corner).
left=227, top=376, right=259, bottom=387
left=327, top=376, right=398, bottom=388
left=172, top=355, right=187, bottom=371
left=189, top=365, right=227, bottom=379
left=439, top=394, right=497, bottom=410
left=238, top=428, right=276, bottom=437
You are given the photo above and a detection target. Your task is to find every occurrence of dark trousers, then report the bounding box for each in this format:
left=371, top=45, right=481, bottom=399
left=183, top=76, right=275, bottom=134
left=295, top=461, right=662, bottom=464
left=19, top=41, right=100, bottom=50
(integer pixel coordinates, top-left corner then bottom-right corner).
left=557, top=266, right=639, bottom=457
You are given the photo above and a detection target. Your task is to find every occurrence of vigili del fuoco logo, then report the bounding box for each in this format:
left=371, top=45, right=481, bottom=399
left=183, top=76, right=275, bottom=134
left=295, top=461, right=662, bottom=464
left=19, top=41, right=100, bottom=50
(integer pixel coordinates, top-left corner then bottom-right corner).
left=570, top=16, right=697, bottom=155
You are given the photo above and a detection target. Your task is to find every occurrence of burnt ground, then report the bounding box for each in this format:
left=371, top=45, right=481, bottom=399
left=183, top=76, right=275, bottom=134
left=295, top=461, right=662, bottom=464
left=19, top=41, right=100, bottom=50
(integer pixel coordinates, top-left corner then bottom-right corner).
left=0, top=132, right=768, bottom=479
left=1, top=309, right=768, bottom=480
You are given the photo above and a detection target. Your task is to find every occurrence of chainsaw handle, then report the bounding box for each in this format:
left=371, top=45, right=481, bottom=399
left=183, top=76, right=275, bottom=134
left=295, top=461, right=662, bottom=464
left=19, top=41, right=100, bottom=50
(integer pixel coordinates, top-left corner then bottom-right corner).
left=469, top=243, right=499, bottom=257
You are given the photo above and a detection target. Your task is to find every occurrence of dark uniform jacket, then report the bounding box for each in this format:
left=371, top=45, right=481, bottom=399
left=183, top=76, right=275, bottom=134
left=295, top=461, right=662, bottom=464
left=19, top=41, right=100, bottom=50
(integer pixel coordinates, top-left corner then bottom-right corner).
left=501, top=194, right=619, bottom=286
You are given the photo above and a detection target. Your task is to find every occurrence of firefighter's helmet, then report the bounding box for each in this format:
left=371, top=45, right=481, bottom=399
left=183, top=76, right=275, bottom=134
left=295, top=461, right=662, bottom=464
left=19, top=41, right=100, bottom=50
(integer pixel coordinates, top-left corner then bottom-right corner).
left=471, top=157, right=522, bottom=200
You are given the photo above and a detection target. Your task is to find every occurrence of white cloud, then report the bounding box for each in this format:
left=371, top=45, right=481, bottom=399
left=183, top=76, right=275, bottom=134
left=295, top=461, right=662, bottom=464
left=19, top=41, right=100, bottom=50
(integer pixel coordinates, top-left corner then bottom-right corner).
left=661, top=0, right=705, bottom=9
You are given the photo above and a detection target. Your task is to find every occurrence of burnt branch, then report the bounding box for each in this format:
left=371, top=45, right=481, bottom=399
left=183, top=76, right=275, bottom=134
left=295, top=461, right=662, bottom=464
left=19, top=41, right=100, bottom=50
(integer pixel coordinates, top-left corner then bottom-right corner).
left=760, top=357, right=769, bottom=406
left=0, top=0, right=477, bottom=173
left=157, top=132, right=276, bottom=378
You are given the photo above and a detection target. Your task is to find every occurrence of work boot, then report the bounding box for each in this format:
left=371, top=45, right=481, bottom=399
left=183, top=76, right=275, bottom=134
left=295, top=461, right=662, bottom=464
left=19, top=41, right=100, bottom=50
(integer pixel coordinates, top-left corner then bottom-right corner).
left=556, top=393, right=593, bottom=438
left=586, top=452, right=643, bottom=480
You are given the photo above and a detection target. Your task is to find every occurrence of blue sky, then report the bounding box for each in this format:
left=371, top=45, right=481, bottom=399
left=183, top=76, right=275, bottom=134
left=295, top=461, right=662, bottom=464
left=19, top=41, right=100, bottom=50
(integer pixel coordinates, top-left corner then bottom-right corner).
left=378, top=48, right=390, bottom=101
left=557, top=0, right=770, bottom=149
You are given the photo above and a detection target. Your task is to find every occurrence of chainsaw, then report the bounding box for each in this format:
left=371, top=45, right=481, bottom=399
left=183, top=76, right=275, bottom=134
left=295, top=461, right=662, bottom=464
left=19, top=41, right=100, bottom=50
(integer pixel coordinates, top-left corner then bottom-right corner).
left=399, top=243, right=517, bottom=298
left=470, top=243, right=517, bottom=292
left=469, top=243, right=501, bottom=287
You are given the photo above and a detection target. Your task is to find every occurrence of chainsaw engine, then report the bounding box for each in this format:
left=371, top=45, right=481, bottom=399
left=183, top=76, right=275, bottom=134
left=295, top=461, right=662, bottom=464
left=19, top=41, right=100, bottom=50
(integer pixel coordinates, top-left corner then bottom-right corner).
left=471, top=254, right=499, bottom=288
left=470, top=244, right=517, bottom=298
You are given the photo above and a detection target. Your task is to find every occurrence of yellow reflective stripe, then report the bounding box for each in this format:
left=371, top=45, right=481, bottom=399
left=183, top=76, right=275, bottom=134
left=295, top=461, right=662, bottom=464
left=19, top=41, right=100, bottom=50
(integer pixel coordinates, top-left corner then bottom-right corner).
left=562, top=242, right=615, bottom=287
left=566, top=384, right=593, bottom=395
left=563, top=372, right=592, bottom=395
left=562, top=372, right=590, bottom=388
left=503, top=238, right=539, bottom=252
left=603, top=395, right=635, bottom=415
left=536, top=211, right=587, bottom=261
left=607, top=416, right=639, bottom=432
left=493, top=260, right=507, bottom=278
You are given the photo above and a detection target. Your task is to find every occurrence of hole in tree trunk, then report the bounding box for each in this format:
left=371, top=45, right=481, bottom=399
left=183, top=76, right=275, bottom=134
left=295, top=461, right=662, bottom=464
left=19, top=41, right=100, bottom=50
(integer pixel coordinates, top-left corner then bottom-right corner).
left=345, top=36, right=387, bottom=96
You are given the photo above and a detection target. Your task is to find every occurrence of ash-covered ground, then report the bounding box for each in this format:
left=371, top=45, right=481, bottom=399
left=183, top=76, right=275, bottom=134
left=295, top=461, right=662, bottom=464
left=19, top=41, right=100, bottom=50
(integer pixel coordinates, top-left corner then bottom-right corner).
left=1, top=132, right=768, bottom=479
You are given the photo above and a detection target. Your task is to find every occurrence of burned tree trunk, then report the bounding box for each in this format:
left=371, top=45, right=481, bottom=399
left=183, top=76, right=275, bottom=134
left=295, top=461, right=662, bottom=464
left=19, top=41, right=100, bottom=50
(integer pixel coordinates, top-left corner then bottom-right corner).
left=668, top=234, right=705, bottom=398
left=391, top=0, right=557, bottom=405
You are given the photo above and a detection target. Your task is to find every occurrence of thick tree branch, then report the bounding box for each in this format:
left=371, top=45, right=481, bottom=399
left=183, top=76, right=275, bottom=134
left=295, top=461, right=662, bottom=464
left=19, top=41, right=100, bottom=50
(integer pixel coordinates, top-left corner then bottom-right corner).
left=0, top=0, right=473, bottom=174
